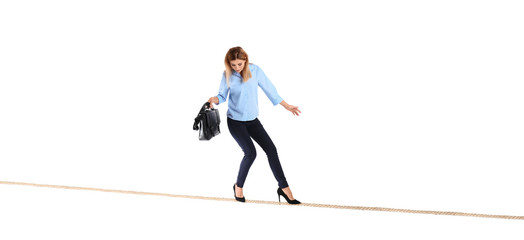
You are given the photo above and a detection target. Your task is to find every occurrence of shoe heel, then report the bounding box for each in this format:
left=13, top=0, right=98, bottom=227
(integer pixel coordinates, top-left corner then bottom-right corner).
left=277, top=187, right=301, bottom=205
left=233, top=184, right=245, bottom=203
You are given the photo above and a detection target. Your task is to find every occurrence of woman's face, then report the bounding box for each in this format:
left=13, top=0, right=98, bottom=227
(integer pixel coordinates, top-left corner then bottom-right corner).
left=230, top=59, right=246, bottom=73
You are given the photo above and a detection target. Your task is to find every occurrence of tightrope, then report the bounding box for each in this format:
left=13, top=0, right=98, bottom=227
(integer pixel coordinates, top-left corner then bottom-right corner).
left=1, top=180, right=523, bottom=221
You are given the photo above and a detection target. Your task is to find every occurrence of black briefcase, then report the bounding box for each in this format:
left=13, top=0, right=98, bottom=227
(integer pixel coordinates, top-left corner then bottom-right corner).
left=193, top=102, right=221, bottom=140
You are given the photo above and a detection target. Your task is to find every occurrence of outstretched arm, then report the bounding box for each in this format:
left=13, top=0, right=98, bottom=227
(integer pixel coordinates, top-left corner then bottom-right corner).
left=280, top=100, right=301, bottom=116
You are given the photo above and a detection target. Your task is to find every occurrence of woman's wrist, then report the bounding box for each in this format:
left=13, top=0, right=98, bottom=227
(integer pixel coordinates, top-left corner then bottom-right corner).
left=280, top=100, right=289, bottom=109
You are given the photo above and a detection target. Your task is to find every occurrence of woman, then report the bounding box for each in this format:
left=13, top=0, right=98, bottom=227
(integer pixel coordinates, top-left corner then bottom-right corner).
left=208, top=46, right=301, bottom=204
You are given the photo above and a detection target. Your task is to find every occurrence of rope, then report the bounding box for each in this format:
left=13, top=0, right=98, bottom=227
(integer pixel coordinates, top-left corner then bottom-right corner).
left=1, top=180, right=523, bottom=221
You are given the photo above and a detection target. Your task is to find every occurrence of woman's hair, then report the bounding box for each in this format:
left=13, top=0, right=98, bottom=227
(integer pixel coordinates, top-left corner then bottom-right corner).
left=224, top=46, right=252, bottom=86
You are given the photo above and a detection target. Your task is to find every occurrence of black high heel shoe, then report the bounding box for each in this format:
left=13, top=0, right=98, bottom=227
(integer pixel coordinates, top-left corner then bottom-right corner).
left=277, top=188, right=301, bottom=204
left=233, top=184, right=245, bottom=202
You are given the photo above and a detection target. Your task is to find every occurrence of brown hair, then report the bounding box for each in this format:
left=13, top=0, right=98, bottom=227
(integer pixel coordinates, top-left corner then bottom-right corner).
left=224, top=46, right=252, bottom=86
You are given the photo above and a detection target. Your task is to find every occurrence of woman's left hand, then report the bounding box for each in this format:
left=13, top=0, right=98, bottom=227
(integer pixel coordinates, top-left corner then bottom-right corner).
left=280, top=100, right=301, bottom=116
left=285, top=105, right=301, bottom=116
left=286, top=105, right=302, bottom=116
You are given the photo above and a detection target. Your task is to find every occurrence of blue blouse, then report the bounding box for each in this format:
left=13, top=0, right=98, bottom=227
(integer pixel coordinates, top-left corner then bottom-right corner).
left=216, top=64, right=283, bottom=121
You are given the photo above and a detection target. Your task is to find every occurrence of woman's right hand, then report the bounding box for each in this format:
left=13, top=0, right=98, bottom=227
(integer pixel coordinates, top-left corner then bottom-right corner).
left=208, top=96, right=219, bottom=108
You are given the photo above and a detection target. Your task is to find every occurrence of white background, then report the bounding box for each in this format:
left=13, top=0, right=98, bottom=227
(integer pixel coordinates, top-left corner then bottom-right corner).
left=1, top=0, right=523, bottom=239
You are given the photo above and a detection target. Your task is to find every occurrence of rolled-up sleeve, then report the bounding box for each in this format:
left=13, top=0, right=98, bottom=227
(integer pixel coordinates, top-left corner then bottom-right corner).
left=217, top=72, right=229, bottom=104
left=257, top=67, right=283, bottom=106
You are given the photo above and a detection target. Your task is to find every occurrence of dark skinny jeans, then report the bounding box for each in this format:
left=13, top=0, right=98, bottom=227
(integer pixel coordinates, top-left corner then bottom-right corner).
left=227, top=118, right=289, bottom=189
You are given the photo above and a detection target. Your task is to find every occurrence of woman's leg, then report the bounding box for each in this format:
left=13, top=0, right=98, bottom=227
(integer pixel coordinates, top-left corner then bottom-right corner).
left=227, top=118, right=257, bottom=188
left=247, top=119, right=289, bottom=189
